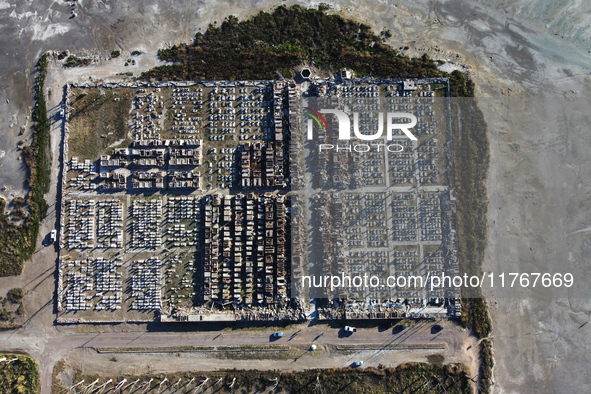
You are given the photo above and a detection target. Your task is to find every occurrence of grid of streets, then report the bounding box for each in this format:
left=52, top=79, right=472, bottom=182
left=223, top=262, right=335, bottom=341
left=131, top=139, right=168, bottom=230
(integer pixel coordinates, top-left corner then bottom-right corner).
left=57, top=77, right=460, bottom=324
left=293, top=78, right=461, bottom=318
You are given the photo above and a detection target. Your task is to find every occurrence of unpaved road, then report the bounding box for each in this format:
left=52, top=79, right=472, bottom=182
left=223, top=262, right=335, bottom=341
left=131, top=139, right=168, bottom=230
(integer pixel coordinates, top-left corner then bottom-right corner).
left=2, top=320, right=479, bottom=394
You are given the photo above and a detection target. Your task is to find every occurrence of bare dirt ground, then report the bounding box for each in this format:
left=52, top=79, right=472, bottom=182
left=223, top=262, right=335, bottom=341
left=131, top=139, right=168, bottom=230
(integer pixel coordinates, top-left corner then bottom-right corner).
left=1, top=0, right=591, bottom=393
left=482, top=95, right=591, bottom=394
left=48, top=321, right=479, bottom=391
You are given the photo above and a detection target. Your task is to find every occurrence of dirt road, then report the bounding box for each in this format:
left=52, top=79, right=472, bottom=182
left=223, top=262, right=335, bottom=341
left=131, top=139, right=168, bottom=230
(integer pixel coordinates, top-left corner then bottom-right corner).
left=0, top=319, right=479, bottom=393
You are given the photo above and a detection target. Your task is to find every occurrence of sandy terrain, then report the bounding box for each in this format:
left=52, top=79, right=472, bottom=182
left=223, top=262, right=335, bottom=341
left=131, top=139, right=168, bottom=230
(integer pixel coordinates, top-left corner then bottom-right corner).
left=55, top=343, right=468, bottom=390
left=483, top=95, right=591, bottom=394
left=48, top=321, right=479, bottom=391
left=0, top=0, right=591, bottom=393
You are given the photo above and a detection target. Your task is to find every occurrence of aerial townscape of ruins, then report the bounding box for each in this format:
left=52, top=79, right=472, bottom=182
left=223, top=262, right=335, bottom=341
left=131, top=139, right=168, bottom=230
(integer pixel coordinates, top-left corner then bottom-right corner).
left=56, top=74, right=460, bottom=325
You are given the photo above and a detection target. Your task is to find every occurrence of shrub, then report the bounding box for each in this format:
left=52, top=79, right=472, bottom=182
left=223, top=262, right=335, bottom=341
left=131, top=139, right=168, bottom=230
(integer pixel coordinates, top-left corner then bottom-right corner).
left=0, top=354, right=40, bottom=393
left=64, top=55, right=91, bottom=68
left=7, top=288, right=23, bottom=303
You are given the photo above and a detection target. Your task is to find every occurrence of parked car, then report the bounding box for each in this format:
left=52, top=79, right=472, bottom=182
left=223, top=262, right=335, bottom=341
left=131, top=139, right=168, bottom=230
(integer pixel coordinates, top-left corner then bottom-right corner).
left=273, top=332, right=284, bottom=338
left=344, top=326, right=357, bottom=333
left=353, top=361, right=364, bottom=367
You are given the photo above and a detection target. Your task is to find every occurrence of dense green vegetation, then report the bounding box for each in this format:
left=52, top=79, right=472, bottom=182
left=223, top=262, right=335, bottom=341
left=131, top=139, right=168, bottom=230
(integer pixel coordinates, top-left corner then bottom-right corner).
left=0, top=354, right=40, bottom=394
left=468, top=298, right=492, bottom=339
left=448, top=73, right=492, bottom=393
left=68, top=364, right=471, bottom=393
left=0, top=299, right=13, bottom=323
left=10, top=197, right=26, bottom=220
left=480, top=339, right=494, bottom=394
left=449, top=80, right=491, bottom=340
left=449, top=69, right=474, bottom=98
left=141, top=5, right=444, bottom=81
left=7, top=288, right=24, bottom=304
left=0, top=54, right=50, bottom=276
left=64, top=55, right=91, bottom=68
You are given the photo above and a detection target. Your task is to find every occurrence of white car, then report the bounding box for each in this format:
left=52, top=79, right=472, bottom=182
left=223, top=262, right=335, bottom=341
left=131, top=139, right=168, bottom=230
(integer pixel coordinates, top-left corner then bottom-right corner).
left=344, top=326, right=357, bottom=333
left=50, top=229, right=57, bottom=243
left=353, top=361, right=364, bottom=367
